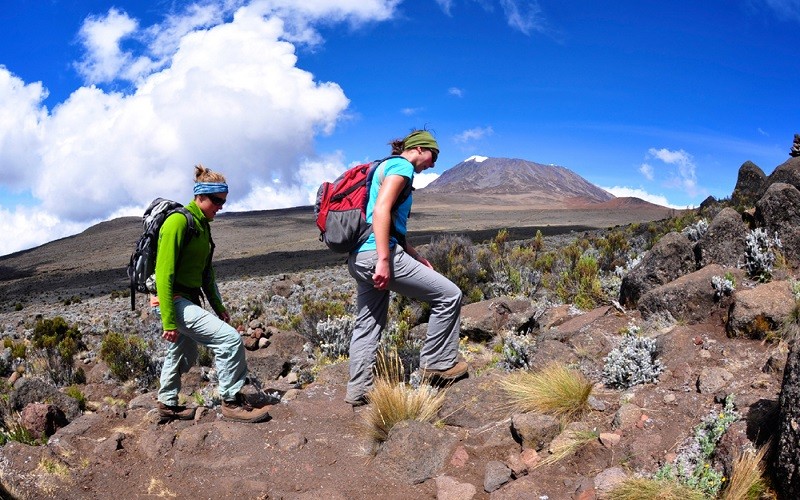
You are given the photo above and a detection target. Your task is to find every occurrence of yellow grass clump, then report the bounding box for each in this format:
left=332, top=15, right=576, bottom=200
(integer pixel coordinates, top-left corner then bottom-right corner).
left=721, top=444, right=771, bottom=500
left=363, top=349, right=446, bottom=445
left=607, top=478, right=706, bottom=500
left=500, top=363, right=593, bottom=420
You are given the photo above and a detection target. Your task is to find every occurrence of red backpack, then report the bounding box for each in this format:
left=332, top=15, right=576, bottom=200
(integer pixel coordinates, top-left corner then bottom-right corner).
left=314, top=156, right=412, bottom=253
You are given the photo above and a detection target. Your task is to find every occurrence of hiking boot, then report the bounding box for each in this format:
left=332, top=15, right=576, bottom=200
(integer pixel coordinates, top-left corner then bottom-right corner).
left=421, top=361, right=469, bottom=385
left=344, top=395, right=369, bottom=407
left=222, top=393, right=271, bottom=423
left=158, top=402, right=196, bottom=422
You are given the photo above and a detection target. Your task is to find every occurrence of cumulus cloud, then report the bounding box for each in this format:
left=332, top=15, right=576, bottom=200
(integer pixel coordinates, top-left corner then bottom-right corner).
left=454, top=126, right=494, bottom=143
left=600, top=186, right=688, bottom=209
left=401, top=107, right=423, bottom=116
left=0, top=1, right=416, bottom=255
left=414, top=172, right=439, bottom=189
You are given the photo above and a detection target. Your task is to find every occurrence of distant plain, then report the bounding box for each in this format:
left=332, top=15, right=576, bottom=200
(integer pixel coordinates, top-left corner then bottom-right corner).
left=0, top=194, right=677, bottom=305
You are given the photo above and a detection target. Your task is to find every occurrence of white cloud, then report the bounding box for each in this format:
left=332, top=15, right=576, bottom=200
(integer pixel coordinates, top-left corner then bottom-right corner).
left=499, top=0, right=546, bottom=35
left=0, top=205, right=90, bottom=256
left=448, top=87, right=464, bottom=97
left=454, top=126, right=494, bottom=143
left=401, top=107, right=423, bottom=116
left=1, top=2, right=415, bottom=255
left=646, top=147, right=702, bottom=198
left=74, top=8, right=145, bottom=84
left=0, top=68, right=48, bottom=190
left=413, top=172, right=439, bottom=189
left=434, top=0, right=454, bottom=16
left=639, top=162, right=654, bottom=181
left=600, top=186, right=689, bottom=209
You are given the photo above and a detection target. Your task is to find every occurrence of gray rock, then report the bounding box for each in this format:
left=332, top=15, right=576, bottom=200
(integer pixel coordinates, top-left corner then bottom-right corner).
left=483, top=461, right=513, bottom=493
left=373, top=420, right=458, bottom=484
left=510, top=413, right=560, bottom=451
left=755, top=181, right=800, bottom=264
left=776, top=338, right=800, bottom=497
left=696, top=208, right=749, bottom=268
left=619, top=232, right=696, bottom=307
left=726, top=280, right=794, bottom=339
left=696, top=367, right=733, bottom=394
left=435, top=475, right=477, bottom=500
left=731, top=161, right=766, bottom=207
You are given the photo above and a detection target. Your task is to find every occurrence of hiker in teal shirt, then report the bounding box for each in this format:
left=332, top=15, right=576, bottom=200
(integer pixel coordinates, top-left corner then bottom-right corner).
left=345, top=130, right=468, bottom=407
left=153, top=164, right=270, bottom=424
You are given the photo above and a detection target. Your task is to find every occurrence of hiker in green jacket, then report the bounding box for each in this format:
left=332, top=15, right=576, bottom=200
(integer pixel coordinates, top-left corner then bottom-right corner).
left=153, top=164, right=270, bottom=423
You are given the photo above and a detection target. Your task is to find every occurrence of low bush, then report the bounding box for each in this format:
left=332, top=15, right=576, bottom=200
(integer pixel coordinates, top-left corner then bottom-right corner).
left=99, top=331, right=157, bottom=387
left=31, top=316, right=83, bottom=386
left=602, top=330, right=663, bottom=389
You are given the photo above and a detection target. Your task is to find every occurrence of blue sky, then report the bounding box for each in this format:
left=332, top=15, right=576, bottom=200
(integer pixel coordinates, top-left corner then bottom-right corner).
left=1, top=0, right=798, bottom=256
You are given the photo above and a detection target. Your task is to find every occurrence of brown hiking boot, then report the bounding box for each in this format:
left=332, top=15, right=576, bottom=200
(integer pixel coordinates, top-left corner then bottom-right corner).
left=158, top=402, right=196, bottom=422
left=421, top=361, right=469, bottom=385
left=222, top=393, right=271, bottom=423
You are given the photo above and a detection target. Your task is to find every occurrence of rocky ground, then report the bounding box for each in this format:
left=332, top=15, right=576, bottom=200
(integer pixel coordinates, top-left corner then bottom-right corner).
left=2, top=183, right=797, bottom=498
left=0, top=237, right=790, bottom=499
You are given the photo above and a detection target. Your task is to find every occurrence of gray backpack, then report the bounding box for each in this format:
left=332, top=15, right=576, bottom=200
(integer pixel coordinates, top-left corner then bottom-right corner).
left=126, top=198, right=198, bottom=310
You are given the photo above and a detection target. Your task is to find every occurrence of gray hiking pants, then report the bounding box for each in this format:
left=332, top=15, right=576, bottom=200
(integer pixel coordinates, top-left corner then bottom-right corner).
left=346, top=246, right=463, bottom=401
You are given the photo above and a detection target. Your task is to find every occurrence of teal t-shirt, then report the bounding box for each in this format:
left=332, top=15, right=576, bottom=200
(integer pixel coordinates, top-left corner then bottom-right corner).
left=358, top=157, right=413, bottom=252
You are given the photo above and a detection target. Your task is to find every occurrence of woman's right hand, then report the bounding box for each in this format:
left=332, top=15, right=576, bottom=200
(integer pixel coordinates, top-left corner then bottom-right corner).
left=373, top=259, right=391, bottom=290
left=162, top=330, right=179, bottom=343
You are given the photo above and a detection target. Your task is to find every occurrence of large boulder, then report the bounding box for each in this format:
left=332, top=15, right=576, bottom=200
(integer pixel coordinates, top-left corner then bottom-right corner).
left=638, top=264, right=743, bottom=324
left=755, top=182, right=800, bottom=264
left=460, top=296, right=542, bottom=341
left=763, top=156, right=800, bottom=196
left=731, top=161, right=766, bottom=207
left=373, top=420, right=458, bottom=484
left=10, top=377, right=82, bottom=422
left=619, top=232, right=696, bottom=307
left=726, top=280, right=794, bottom=339
left=696, top=208, right=749, bottom=268
left=776, top=339, right=800, bottom=497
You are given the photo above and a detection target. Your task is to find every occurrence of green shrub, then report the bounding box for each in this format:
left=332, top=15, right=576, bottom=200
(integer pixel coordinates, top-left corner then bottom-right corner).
left=425, top=234, right=485, bottom=303
left=556, top=254, right=603, bottom=309
left=64, top=385, right=87, bottom=411
left=31, top=317, right=82, bottom=386
left=100, top=331, right=155, bottom=386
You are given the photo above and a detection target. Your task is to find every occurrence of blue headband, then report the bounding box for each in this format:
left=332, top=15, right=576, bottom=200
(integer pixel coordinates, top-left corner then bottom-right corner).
left=194, top=182, right=229, bottom=195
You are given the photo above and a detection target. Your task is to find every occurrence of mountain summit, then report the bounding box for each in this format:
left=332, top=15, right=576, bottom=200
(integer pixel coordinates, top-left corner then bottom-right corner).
left=421, top=156, right=614, bottom=206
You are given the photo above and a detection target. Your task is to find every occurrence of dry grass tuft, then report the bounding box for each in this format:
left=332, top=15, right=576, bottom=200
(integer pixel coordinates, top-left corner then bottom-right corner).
left=721, top=443, right=770, bottom=500
left=362, top=349, right=446, bottom=445
left=534, top=428, right=598, bottom=469
left=500, top=363, right=593, bottom=420
left=607, top=478, right=706, bottom=500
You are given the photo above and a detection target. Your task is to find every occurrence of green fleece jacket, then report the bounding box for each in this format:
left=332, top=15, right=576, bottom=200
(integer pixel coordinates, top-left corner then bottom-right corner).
left=155, top=200, right=225, bottom=331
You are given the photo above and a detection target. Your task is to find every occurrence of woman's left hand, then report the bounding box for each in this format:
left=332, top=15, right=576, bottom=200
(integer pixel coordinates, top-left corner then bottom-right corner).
left=417, top=256, right=433, bottom=269
left=219, top=311, right=230, bottom=323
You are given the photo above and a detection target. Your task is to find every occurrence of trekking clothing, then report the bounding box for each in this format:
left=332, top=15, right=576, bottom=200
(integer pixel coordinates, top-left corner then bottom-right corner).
left=154, top=199, right=247, bottom=407
left=155, top=298, right=247, bottom=403
left=357, top=157, right=414, bottom=253
left=346, top=246, right=463, bottom=402
left=154, top=200, right=225, bottom=331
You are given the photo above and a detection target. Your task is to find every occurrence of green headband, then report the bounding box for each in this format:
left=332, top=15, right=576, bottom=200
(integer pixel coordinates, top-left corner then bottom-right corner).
left=403, top=130, right=439, bottom=152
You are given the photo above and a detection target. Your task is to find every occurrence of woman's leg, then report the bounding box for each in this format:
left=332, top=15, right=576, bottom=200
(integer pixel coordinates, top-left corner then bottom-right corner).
left=172, top=297, right=247, bottom=401
left=347, top=251, right=390, bottom=401
left=158, top=328, right=199, bottom=406
left=389, top=248, right=463, bottom=371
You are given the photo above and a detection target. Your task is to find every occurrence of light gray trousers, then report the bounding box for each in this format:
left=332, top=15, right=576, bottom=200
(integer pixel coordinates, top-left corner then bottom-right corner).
left=346, top=246, right=463, bottom=400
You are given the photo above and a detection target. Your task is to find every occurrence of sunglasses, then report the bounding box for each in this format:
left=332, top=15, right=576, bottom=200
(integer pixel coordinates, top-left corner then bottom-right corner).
left=207, top=194, right=226, bottom=207
left=427, top=148, right=439, bottom=163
